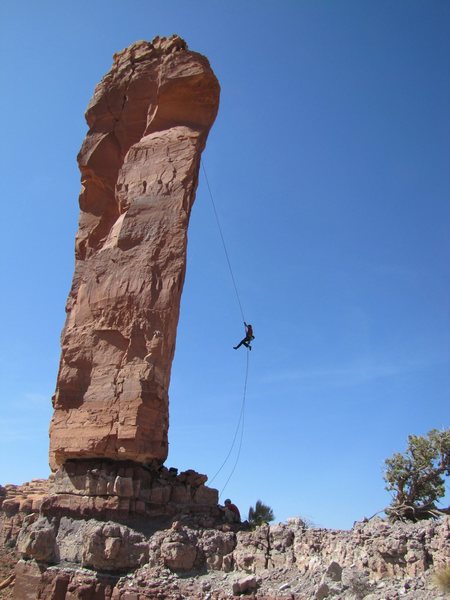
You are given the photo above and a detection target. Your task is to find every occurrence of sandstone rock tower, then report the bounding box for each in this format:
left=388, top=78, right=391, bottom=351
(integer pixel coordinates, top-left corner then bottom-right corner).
left=49, top=36, right=220, bottom=470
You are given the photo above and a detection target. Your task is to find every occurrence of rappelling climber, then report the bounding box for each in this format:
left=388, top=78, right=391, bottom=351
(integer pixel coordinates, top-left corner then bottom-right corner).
left=233, top=322, right=255, bottom=350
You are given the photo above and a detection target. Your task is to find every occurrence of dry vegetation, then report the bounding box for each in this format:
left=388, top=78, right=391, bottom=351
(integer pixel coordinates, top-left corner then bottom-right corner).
left=433, top=564, right=450, bottom=593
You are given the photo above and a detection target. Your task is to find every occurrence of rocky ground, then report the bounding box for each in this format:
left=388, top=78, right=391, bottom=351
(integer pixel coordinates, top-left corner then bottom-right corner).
left=3, top=547, right=447, bottom=599
left=107, top=562, right=442, bottom=599
left=2, top=480, right=449, bottom=599
left=90, top=516, right=450, bottom=600
left=4, top=514, right=449, bottom=599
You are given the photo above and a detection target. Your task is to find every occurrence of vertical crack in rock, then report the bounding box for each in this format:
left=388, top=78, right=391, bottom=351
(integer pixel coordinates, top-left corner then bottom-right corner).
left=265, top=525, right=271, bottom=570
left=49, top=36, right=220, bottom=469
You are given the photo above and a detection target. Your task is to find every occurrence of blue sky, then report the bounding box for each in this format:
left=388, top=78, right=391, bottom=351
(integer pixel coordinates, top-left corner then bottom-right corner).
left=0, top=1, right=448, bottom=530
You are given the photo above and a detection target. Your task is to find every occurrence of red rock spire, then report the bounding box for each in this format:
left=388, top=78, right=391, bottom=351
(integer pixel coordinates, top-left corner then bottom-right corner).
left=49, top=36, right=220, bottom=469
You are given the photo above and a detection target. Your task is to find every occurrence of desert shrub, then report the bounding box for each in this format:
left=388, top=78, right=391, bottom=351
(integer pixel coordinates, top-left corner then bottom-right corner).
left=433, top=565, right=450, bottom=593
left=248, top=499, right=275, bottom=527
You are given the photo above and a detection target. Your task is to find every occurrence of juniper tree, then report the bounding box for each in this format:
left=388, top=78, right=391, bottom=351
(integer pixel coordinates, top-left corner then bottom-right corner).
left=384, top=428, right=450, bottom=521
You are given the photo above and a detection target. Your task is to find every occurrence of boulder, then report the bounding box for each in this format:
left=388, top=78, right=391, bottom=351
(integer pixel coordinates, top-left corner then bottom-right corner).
left=16, top=516, right=56, bottom=563
left=81, top=520, right=148, bottom=571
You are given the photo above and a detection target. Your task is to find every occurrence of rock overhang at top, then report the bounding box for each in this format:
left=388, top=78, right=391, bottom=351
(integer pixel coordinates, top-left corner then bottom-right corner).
left=49, top=35, right=220, bottom=469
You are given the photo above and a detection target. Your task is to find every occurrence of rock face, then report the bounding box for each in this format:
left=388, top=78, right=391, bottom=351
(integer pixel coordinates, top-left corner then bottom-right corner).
left=5, top=512, right=449, bottom=599
left=1, top=481, right=449, bottom=599
left=0, top=480, right=49, bottom=551
left=43, top=461, right=219, bottom=523
left=49, top=35, right=220, bottom=469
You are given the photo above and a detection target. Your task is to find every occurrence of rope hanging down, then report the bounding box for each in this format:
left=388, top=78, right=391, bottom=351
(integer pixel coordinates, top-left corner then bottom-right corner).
left=209, top=349, right=249, bottom=492
left=219, top=349, right=249, bottom=498
left=201, top=160, right=246, bottom=323
left=201, top=159, right=250, bottom=495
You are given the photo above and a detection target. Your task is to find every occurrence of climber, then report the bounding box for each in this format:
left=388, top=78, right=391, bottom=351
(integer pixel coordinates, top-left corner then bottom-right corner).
left=233, top=322, right=255, bottom=350
left=220, top=498, right=241, bottom=523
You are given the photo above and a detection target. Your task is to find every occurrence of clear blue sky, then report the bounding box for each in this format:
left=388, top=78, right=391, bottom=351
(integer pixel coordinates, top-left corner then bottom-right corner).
left=0, top=1, right=449, bottom=530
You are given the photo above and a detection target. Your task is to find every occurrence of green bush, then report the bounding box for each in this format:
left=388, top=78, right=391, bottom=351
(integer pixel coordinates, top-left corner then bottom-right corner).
left=248, top=499, right=275, bottom=527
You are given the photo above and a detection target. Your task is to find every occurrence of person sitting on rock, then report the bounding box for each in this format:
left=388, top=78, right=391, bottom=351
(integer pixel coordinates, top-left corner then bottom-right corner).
left=221, top=499, right=241, bottom=523
left=233, top=322, right=255, bottom=351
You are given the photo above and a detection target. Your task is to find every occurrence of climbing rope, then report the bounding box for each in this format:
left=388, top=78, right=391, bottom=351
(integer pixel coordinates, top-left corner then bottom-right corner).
left=209, top=349, right=249, bottom=490
left=219, top=350, right=249, bottom=498
left=201, top=159, right=250, bottom=494
left=201, top=160, right=246, bottom=323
